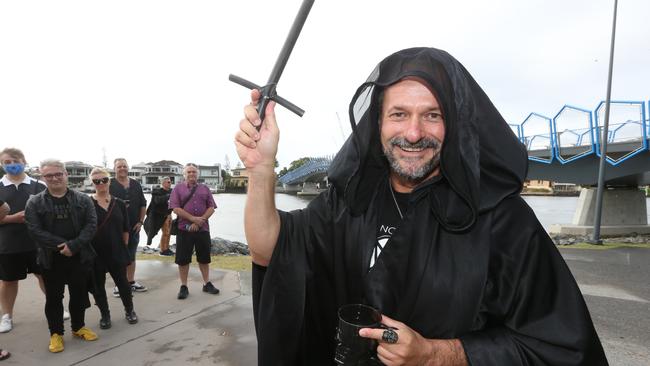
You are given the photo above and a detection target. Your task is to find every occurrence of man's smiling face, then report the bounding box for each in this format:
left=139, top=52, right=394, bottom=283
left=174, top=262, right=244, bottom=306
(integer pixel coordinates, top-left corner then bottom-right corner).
left=380, top=78, right=445, bottom=185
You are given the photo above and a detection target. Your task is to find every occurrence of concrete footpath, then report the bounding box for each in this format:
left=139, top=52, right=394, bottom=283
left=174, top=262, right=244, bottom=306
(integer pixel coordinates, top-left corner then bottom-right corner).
left=0, top=260, right=256, bottom=365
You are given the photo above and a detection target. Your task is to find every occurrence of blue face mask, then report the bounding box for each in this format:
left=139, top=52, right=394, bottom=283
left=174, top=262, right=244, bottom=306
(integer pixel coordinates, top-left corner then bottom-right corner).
left=3, top=163, right=25, bottom=176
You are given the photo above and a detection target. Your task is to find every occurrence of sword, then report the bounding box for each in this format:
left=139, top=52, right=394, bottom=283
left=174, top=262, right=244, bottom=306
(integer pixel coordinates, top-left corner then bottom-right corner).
left=229, top=0, right=315, bottom=129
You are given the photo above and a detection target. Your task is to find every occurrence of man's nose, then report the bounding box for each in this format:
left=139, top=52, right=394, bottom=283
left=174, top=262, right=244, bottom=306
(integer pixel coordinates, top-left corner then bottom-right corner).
left=404, top=117, right=424, bottom=142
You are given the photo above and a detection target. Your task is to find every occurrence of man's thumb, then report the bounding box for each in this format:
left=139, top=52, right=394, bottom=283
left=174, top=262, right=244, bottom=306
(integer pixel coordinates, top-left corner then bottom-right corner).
left=263, top=101, right=278, bottom=130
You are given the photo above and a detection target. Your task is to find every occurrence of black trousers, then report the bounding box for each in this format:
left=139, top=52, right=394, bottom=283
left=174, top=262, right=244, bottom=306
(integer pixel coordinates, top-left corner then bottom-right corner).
left=91, top=258, right=133, bottom=315
left=42, top=253, right=90, bottom=335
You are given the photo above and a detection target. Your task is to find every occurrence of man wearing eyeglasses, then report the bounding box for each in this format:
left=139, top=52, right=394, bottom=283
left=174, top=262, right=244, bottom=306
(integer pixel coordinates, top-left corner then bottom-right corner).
left=24, top=159, right=99, bottom=352
left=0, top=147, right=47, bottom=334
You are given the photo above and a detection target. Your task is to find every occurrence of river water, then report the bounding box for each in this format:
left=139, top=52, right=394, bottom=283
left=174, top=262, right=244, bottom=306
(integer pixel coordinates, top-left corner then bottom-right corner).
left=141, top=193, right=312, bottom=247
left=141, top=193, right=650, bottom=247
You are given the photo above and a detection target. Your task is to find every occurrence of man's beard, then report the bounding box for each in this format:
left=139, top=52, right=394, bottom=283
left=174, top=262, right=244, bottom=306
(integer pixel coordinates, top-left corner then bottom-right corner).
left=383, top=137, right=442, bottom=183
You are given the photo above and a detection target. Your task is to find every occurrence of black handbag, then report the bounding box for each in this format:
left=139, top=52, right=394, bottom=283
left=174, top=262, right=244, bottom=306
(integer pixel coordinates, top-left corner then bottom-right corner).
left=170, top=185, right=198, bottom=236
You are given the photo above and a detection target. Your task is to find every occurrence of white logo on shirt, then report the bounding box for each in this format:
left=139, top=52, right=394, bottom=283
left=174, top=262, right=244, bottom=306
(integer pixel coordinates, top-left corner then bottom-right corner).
left=370, top=225, right=397, bottom=268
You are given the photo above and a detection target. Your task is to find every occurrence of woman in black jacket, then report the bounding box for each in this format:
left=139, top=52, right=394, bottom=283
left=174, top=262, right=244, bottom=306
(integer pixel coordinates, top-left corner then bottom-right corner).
left=88, top=168, right=137, bottom=329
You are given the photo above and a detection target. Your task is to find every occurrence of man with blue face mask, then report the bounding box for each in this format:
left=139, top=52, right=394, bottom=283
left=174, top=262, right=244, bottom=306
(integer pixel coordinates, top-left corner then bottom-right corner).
left=0, top=147, right=47, bottom=333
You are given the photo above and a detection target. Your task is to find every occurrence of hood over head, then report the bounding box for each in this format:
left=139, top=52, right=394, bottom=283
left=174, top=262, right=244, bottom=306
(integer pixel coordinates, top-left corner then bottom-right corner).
left=327, top=47, right=527, bottom=232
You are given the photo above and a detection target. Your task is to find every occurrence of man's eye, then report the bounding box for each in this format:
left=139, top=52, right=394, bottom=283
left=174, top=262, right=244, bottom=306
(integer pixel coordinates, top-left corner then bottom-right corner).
left=390, top=112, right=406, bottom=119
left=425, top=112, right=443, bottom=121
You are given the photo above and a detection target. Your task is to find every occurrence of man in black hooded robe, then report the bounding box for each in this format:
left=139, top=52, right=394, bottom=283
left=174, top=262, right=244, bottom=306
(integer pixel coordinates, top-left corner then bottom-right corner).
left=235, top=47, right=608, bottom=365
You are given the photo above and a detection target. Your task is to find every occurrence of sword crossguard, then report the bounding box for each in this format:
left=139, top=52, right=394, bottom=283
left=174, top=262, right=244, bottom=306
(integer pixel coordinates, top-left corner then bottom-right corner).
left=229, top=74, right=305, bottom=127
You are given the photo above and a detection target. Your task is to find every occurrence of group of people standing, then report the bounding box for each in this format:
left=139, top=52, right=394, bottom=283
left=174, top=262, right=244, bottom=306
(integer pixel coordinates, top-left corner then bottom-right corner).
left=0, top=148, right=221, bottom=357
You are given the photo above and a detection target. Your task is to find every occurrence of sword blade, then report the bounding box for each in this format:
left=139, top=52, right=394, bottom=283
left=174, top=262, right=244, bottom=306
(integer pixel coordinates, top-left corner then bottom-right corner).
left=266, top=0, right=315, bottom=86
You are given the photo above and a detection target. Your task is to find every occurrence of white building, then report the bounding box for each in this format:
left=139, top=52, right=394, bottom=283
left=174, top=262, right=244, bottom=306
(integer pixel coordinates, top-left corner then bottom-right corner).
left=65, top=161, right=94, bottom=188
left=197, top=164, right=222, bottom=191
left=141, top=160, right=184, bottom=190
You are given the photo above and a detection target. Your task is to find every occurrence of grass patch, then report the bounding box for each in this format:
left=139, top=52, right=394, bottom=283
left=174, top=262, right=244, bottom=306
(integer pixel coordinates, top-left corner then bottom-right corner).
left=137, top=253, right=252, bottom=272
left=558, top=242, right=650, bottom=250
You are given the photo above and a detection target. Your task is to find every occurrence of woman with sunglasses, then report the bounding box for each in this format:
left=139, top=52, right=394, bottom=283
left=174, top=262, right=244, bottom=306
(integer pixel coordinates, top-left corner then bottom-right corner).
left=88, top=168, right=137, bottom=329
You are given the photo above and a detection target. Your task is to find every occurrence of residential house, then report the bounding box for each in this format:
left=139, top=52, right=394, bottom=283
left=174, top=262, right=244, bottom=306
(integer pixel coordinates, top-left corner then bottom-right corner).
left=141, top=160, right=183, bottom=190
left=65, top=161, right=94, bottom=187
left=229, top=166, right=248, bottom=190
left=130, top=163, right=149, bottom=185
left=198, top=164, right=222, bottom=191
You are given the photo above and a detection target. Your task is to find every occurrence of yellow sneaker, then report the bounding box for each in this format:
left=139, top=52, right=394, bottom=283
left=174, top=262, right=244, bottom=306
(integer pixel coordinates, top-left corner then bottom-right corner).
left=72, top=327, right=98, bottom=341
left=49, top=333, right=64, bottom=353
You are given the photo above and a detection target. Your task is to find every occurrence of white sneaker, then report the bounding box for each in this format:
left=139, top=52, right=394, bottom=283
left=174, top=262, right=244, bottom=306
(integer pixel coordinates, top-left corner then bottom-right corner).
left=113, top=286, right=120, bottom=298
left=63, top=310, right=70, bottom=321
left=0, top=314, right=12, bottom=333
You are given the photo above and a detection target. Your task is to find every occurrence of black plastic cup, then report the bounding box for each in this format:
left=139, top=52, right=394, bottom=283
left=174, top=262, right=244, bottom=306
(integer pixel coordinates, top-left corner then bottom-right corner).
left=334, top=304, right=384, bottom=365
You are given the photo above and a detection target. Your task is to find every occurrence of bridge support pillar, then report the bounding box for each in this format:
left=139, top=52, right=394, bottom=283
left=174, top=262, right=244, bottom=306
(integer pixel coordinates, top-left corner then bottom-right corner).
left=298, top=182, right=321, bottom=196
left=550, top=187, right=650, bottom=236
left=280, top=184, right=302, bottom=194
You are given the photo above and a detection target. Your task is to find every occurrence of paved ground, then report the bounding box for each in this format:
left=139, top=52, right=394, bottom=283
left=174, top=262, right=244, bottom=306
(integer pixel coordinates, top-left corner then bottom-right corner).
left=0, top=247, right=648, bottom=365
left=0, top=260, right=256, bottom=365
left=561, top=246, right=650, bottom=366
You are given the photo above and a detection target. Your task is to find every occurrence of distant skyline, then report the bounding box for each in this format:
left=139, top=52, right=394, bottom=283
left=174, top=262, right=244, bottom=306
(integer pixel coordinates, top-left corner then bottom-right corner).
left=2, top=0, right=649, bottom=170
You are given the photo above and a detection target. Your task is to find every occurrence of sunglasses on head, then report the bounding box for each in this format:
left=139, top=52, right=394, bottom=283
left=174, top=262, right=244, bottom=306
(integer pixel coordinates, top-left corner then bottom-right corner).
left=92, top=177, right=110, bottom=185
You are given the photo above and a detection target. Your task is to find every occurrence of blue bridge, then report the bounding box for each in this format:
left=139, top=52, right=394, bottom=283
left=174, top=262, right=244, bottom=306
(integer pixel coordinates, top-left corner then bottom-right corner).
left=277, top=157, right=333, bottom=195
left=279, top=100, right=650, bottom=235
left=278, top=157, right=333, bottom=186
left=515, top=100, right=650, bottom=186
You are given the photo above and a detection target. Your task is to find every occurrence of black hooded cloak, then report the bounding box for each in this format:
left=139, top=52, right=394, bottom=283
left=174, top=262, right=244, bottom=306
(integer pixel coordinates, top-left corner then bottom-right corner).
left=143, top=187, right=172, bottom=245
left=252, top=47, right=607, bottom=365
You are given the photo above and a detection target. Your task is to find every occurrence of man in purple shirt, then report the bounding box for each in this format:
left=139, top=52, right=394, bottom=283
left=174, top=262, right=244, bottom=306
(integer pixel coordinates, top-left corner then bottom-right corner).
left=169, top=163, right=219, bottom=299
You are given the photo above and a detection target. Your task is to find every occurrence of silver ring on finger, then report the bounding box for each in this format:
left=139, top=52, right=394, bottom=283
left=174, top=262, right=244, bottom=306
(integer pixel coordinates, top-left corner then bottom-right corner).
left=382, top=329, right=398, bottom=344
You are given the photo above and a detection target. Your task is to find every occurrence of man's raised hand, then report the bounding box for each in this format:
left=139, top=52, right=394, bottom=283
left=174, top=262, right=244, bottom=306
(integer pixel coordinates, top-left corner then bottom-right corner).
left=235, top=89, right=279, bottom=174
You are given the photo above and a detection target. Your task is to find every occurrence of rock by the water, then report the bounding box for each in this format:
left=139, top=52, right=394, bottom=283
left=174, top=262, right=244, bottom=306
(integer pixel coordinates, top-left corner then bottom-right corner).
left=137, top=245, right=160, bottom=254
left=210, top=237, right=250, bottom=255
left=549, top=233, right=650, bottom=246
left=147, top=237, right=249, bottom=255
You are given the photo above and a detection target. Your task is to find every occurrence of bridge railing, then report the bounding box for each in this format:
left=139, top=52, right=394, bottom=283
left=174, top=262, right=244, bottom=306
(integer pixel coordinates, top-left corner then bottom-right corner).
left=593, top=101, right=647, bottom=165
left=278, top=156, right=333, bottom=185
left=553, top=105, right=594, bottom=164
left=510, top=99, right=648, bottom=165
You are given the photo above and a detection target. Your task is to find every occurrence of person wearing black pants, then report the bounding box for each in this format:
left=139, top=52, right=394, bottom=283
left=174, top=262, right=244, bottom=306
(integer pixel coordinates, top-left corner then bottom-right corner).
left=88, top=168, right=137, bottom=329
left=169, top=164, right=220, bottom=299
left=42, top=254, right=89, bottom=335
left=24, top=159, right=98, bottom=353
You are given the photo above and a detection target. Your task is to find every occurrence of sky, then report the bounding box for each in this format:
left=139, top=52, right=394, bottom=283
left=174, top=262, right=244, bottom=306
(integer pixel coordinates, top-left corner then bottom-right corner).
left=1, top=0, right=649, bottom=171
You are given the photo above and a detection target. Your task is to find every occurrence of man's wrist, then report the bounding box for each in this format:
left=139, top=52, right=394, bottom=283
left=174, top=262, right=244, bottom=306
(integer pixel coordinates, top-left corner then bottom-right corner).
left=426, top=339, right=467, bottom=366
left=248, top=165, right=277, bottom=180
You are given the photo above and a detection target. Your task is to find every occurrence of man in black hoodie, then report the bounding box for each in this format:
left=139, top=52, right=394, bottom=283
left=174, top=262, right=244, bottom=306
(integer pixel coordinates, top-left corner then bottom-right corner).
left=236, top=48, right=607, bottom=365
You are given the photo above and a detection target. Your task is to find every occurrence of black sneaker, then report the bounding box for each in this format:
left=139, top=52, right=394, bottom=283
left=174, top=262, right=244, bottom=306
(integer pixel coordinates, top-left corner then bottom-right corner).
left=177, top=285, right=189, bottom=300
left=125, top=311, right=138, bottom=324
left=130, top=281, right=148, bottom=292
left=202, top=281, right=220, bottom=295
left=99, top=316, right=111, bottom=330
left=158, top=249, right=174, bottom=257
